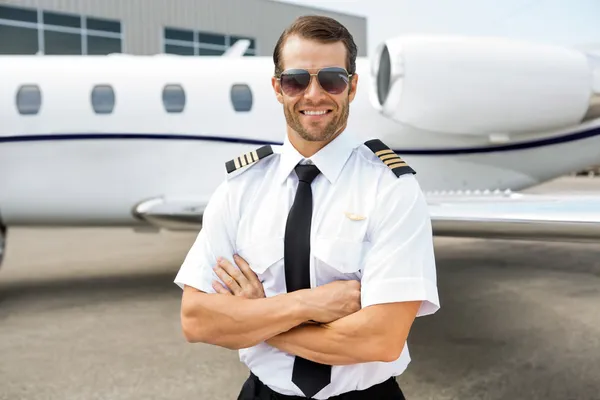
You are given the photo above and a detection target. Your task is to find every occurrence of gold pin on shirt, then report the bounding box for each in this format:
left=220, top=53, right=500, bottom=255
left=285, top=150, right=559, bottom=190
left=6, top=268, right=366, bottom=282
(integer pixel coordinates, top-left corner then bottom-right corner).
left=344, top=212, right=366, bottom=221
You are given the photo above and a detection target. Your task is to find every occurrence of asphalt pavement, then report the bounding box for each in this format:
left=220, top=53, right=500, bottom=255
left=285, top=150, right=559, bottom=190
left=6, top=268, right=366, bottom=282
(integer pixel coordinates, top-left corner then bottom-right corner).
left=1, top=177, right=599, bottom=400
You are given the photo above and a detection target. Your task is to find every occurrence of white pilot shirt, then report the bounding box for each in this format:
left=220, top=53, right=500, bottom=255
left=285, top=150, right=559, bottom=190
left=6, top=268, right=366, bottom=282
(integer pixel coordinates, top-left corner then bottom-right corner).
left=174, top=131, right=440, bottom=399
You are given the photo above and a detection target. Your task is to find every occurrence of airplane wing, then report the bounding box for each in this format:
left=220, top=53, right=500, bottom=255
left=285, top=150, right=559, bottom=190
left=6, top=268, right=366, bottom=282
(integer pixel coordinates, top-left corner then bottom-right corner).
left=133, top=192, right=600, bottom=242
left=427, top=192, right=600, bottom=242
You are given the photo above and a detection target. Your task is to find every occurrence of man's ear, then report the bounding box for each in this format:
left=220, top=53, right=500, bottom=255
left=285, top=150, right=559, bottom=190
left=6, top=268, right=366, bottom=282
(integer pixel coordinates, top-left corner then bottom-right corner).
left=272, top=76, right=284, bottom=104
left=348, top=73, right=359, bottom=103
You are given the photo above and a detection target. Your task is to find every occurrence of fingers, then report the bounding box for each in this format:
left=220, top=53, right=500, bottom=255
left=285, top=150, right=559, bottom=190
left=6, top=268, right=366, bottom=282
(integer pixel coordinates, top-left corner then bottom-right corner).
left=213, top=258, right=244, bottom=294
left=212, top=280, right=232, bottom=295
left=234, top=254, right=266, bottom=298
left=233, top=254, right=261, bottom=284
left=213, top=255, right=266, bottom=299
left=219, top=257, right=250, bottom=287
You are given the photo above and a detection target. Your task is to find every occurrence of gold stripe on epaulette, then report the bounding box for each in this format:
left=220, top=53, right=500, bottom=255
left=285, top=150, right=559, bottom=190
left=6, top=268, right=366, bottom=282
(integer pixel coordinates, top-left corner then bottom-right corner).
left=226, top=145, right=274, bottom=175
left=363, top=139, right=415, bottom=177
left=384, top=157, right=403, bottom=166
left=380, top=153, right=399, bottom=161
left=375, top=149, right=395, bottom=157
left=388, top=161, right=407, bottom=169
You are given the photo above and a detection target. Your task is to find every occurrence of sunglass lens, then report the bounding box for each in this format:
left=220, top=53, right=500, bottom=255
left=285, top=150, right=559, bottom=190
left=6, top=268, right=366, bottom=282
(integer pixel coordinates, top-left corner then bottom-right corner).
left=318, top=68, right=349, bottom=94
left=280, top=70, right=310, bottom=96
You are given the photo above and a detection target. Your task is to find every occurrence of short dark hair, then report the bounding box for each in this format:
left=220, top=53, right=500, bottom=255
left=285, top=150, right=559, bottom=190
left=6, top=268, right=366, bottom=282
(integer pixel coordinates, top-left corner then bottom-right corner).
left=273, top=15, right=358, bottom=77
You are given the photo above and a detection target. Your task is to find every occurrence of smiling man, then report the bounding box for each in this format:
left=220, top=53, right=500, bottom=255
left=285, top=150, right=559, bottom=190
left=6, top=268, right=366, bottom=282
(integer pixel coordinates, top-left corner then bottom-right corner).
left=174, top=15, right=440, bottom=400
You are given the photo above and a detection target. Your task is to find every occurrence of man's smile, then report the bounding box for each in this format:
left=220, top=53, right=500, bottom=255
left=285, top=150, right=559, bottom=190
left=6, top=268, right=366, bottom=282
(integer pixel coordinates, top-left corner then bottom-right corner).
left=299, top=108, right=333, bottom=119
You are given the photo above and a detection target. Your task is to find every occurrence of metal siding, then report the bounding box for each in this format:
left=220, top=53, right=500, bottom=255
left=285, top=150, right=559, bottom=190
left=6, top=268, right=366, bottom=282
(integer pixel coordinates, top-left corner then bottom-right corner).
left=0, top=0, right=367, bottom=56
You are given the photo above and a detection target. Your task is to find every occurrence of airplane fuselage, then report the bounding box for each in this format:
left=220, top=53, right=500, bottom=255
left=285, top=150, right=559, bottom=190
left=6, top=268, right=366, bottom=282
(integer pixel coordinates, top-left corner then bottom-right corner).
left=1, top=54, right=600, bottom=226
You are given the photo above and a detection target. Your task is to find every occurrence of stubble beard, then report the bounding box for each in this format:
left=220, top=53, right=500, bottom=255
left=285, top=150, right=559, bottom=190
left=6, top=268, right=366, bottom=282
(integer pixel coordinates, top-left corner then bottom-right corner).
left=284, top=99, right=350, bottom=142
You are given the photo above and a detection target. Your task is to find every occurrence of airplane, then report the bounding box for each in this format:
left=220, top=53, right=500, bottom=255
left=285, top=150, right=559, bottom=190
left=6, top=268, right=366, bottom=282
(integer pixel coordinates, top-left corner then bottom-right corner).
left=1, top=35, right=600, bottom=267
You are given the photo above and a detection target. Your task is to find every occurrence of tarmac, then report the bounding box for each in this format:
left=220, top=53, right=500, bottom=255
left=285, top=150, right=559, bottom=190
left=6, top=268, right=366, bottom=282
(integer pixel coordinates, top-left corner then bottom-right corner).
left=0, top=176, right=599, bottom=400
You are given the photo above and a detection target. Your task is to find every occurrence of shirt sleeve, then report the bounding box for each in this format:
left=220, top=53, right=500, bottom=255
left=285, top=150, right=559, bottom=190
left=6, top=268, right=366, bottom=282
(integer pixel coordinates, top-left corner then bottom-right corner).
left=174, top=181, right=237, bottom=293
left=361, top=174, right=440, bottom=317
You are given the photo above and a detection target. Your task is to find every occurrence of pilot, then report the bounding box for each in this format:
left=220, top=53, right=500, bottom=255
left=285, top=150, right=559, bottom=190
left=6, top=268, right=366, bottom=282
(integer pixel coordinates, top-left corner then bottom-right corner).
left=174, top=15, right=439, bottom=400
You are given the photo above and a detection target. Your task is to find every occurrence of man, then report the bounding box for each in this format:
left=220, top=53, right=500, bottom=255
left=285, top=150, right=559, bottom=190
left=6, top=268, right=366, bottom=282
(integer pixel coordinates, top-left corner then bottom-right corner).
left=174, top=15, right=439, bottom=400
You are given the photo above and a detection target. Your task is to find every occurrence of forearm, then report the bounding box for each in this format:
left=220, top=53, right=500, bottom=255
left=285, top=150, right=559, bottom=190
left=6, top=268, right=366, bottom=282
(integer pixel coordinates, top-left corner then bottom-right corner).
left=181, top=288, right=311, bottom=350
left=267, top=323, right=371, bottom=365
left=267, top=303, right=418, bottom=365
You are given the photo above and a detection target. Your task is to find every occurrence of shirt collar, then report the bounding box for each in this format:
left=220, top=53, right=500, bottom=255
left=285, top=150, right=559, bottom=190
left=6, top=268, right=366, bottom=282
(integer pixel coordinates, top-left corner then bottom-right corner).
left=277, top=131, right=360, bottom=184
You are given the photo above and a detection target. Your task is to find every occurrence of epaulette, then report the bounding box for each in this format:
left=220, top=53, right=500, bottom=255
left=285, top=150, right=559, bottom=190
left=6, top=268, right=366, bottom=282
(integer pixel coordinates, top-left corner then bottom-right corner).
left=225, top=145, right=274, bottom=174
left=364, top=139, right=416, bottom=177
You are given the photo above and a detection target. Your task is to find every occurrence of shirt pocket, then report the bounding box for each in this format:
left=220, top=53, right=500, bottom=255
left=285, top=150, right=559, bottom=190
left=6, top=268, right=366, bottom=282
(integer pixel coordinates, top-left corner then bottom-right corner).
left=236, top=238, right=284, bottom=296
left=313, top=235, right=369, bottom=277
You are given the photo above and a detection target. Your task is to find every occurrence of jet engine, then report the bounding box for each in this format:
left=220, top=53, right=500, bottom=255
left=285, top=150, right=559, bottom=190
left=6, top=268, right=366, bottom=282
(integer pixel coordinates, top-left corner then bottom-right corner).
left=370, top=35, right=600, bottom=136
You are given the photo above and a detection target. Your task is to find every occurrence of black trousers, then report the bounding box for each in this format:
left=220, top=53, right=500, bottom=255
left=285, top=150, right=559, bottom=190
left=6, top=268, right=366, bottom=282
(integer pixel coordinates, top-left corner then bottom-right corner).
left=237, top=373, right=406, bottom=400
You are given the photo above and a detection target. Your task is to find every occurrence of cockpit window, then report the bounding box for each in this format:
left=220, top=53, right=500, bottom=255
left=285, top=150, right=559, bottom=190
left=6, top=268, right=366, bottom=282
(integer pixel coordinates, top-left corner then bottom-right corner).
left=231, top=84, right=252, bottom=112
left=91, top=84, right=115, bottom=114
left=162, top=84, right=186, bottom=113
left=16, top=84, right=41, bottom=115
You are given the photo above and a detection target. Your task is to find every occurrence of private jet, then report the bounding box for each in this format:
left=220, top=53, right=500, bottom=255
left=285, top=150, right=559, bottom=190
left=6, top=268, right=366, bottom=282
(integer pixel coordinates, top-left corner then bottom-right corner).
left=1, top=35, right=600, bottom=266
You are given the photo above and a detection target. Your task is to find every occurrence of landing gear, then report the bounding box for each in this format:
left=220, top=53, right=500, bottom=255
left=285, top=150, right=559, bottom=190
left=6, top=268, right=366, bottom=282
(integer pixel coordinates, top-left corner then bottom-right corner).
left=0, top=224, right=5, bottom=267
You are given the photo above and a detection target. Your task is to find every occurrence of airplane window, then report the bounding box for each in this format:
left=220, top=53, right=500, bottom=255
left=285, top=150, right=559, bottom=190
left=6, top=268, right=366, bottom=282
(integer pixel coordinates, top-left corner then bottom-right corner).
left=162, top=84, right=186, bottom=113
left=231, top=84, right=253, bottom=112
left=16, top=84, right=41, bottom=115
left=91, top=85, right=115, bottom=114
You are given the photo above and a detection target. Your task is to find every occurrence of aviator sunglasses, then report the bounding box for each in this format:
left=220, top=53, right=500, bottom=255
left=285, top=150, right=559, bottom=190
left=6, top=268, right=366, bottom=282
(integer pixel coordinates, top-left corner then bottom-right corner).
left=276, top=67, right=352, bottom=96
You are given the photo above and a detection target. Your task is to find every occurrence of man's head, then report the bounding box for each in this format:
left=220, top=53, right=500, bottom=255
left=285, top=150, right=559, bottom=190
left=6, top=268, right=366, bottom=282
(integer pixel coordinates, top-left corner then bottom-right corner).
left=272, top=16, right=359, bottom=155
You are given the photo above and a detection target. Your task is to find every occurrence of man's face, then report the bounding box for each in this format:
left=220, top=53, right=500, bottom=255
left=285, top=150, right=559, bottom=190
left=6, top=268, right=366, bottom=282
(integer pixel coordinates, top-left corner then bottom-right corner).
left=272, top=35, right=358, bottom=143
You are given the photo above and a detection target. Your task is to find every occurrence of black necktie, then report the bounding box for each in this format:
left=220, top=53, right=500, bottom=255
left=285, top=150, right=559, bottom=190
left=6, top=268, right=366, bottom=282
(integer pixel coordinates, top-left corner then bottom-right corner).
left=284, top=164, right=331, bottom=398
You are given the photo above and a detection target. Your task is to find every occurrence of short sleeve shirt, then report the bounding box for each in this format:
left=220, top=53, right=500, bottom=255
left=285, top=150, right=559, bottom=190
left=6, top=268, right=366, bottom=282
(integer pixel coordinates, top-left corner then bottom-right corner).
left=174, top=131, right=440, bottom=399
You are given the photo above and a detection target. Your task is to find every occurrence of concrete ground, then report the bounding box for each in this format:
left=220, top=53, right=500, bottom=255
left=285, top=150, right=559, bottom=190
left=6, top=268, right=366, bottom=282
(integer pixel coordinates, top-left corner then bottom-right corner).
left=0, top=177, right=599, bottom=400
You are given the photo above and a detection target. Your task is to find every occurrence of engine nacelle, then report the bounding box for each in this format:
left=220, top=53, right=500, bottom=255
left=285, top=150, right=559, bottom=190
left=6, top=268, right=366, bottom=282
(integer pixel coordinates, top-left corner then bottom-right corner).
left=370, top=35, right=598, bottom=135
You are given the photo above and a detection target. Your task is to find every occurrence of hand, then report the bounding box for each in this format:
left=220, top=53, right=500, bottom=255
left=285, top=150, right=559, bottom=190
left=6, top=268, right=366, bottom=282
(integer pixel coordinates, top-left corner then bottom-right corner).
left=303, top=280, right=361, bottom=324
left=212, top=254, right=266, bottom=299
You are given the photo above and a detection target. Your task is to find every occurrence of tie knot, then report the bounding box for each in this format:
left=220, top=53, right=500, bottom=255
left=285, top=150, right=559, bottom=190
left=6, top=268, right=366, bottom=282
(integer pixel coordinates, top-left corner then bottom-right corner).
left=295, top=164, right=321, bottom=183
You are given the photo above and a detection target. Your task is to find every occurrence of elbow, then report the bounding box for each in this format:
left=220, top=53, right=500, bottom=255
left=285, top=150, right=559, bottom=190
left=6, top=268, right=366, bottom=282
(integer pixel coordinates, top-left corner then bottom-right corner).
left=181, top=315, right=228, bottom=346
left=339, top=330, right=405, bottom=363
left=180, top=290, right=210, bottom=344
left=180, top=312, right=248, bottom=350
left=374, top=338, right=406, bottom=363
left=350, top=342, right=403, bottom=364
left=181, top=312, right=207, bottom=343
left=180, top=302, right=215, bottom=344
left=352, top=328, right=406, bottom=363
left=179, top=292, right=254, bottom=350
left=377, top=344, right=404, bottom=363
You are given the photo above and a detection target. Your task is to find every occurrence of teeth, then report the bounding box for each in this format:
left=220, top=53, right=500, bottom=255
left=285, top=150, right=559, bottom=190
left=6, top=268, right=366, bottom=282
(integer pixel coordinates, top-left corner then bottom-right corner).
left=303, top=110, right=327, bottom=116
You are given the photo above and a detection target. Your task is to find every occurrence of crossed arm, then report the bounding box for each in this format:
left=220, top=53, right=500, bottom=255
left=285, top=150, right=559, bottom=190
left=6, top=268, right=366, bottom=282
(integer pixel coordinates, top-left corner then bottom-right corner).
left=181, top=255, right=421, bottom=365
left=179, top=175, right=434, bottom=365
left=265, top=299, right=421, bottom=365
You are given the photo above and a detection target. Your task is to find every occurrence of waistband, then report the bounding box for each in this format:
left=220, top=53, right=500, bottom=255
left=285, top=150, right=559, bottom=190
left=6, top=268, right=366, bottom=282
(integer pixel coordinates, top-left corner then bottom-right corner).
left=248, top=372, right=402, bottom=399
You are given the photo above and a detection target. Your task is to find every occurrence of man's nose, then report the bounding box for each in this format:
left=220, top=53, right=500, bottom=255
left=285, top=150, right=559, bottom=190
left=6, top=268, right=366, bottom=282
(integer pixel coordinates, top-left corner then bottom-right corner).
left=303, top=75, right=326, bottom=99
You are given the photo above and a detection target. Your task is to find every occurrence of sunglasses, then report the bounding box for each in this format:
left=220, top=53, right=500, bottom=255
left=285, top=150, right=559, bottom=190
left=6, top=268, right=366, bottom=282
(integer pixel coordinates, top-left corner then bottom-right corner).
left=276, top=67, right=352, bottom=96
